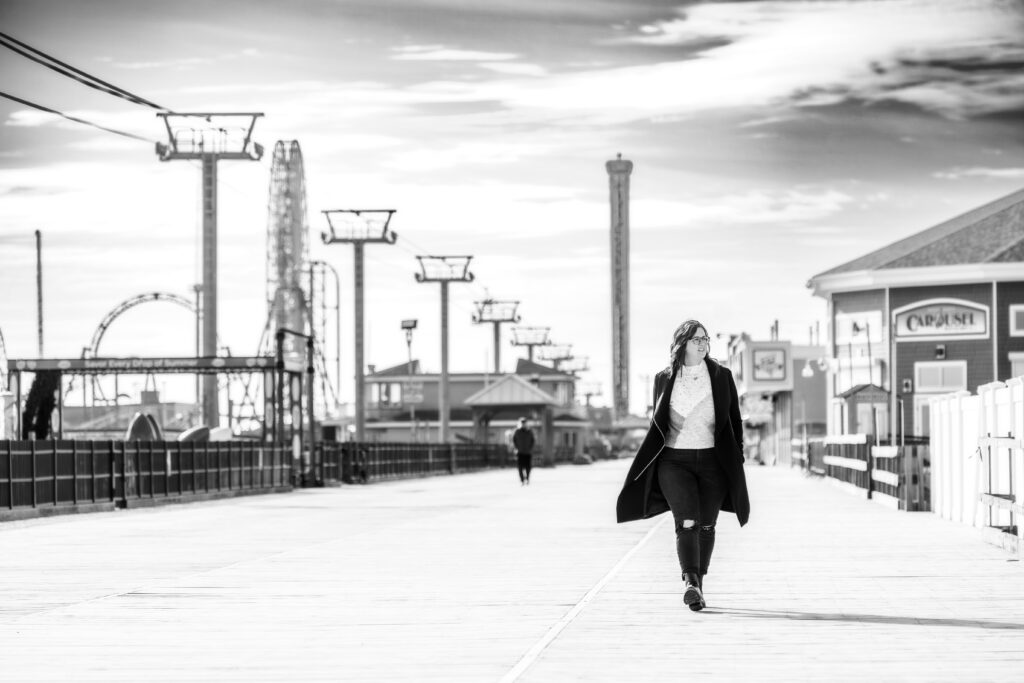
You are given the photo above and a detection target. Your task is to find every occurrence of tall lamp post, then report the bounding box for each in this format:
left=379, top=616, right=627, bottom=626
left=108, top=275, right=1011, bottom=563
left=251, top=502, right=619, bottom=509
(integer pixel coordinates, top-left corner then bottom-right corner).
left=415, top=256, right=474, bottom=443
left=321, top=209, right=397, bottom=441
left=401, top=319, right=417, bottom=369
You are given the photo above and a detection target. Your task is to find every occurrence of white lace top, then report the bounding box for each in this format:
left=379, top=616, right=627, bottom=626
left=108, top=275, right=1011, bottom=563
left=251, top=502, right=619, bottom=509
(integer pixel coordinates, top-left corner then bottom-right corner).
left=664, top=362, right=716, bottom=449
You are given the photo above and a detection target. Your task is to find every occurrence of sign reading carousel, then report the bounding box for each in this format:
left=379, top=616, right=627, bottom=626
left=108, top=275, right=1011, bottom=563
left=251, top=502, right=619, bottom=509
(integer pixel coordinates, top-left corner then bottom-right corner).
left=893, top=298, right=990, bottom=341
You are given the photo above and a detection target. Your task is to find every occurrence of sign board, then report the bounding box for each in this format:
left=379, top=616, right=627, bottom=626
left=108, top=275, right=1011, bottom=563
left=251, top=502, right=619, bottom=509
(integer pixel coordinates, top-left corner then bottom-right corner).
left=8, top=356, right=276, bottom=374
left=402, top=381, right=424, bottom=404
left=893, top=299, right=989, bottom=341
left=752, top=348, right=787, bottom=381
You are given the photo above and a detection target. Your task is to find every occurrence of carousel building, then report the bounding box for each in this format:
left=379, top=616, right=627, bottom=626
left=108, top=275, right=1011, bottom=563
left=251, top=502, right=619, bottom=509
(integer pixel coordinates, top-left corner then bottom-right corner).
left=807, top=187, right=1024, bottom=440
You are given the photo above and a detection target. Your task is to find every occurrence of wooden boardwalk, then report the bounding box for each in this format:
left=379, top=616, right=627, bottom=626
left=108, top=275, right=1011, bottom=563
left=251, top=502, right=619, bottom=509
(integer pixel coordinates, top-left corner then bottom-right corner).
left=2, top=459, right=1023, bottom=682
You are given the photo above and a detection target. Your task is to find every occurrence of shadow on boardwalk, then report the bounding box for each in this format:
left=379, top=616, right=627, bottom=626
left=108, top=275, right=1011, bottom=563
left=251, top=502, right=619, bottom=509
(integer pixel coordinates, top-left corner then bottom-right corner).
left=710, top=607, right=1024, bottom=631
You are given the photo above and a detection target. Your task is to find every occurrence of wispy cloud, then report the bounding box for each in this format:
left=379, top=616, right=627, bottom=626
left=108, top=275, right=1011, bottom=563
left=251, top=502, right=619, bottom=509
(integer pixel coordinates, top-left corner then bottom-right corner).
left=392, top=46, right=518, bottom=61
left=97, top=48, right=260, bottom=70
left=617, top=0, right=1024, bottom=121
left=934, top=166, right=1024, bottom=180
left=479, top=62, right=547, bottom=77
left=634, top=188, right=855, bottom=228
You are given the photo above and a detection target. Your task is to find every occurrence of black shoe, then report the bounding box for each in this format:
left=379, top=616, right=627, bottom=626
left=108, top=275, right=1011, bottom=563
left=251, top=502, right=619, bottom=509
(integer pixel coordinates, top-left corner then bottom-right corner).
left=683, top=572, right=704, bottom=611
left=689, top=574, right=707, bottom=611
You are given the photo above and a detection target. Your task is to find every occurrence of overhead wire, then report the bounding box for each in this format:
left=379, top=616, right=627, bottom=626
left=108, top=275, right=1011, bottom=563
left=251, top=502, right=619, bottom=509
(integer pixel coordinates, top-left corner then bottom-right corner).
left=0, top=31, right=174, bottom=112
left=0, top=90, right=157, bottom=143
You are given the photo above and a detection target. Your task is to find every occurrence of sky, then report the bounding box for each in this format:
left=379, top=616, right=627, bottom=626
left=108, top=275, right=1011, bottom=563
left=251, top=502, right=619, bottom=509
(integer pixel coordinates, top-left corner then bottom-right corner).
left=1, top=0, right=1024, bottom=415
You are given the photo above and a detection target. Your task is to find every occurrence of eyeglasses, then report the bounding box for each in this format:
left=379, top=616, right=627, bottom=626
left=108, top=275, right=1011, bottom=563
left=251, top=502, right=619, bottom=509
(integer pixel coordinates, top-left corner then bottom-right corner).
left=689, top=336, right=710, bottom=345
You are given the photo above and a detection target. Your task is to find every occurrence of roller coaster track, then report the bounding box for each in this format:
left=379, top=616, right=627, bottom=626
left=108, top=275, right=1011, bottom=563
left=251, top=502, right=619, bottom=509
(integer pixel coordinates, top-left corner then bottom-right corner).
left=86, top=292, right=199, bottom=359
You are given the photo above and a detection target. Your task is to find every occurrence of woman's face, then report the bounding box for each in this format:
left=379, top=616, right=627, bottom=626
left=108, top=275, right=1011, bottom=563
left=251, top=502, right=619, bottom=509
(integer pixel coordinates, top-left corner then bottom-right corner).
left=686, top=327, right=710, bottom=359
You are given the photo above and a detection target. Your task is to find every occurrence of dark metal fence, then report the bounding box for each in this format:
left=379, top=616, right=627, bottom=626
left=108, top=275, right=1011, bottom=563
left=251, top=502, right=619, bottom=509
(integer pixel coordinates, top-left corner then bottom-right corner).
left=2, top=439, right=530, bottom=518
left=1, top=440, right=291, bottom=513
left=803, top=437, right=929, bottom=511
left=320, top=442, right=510, bottom=484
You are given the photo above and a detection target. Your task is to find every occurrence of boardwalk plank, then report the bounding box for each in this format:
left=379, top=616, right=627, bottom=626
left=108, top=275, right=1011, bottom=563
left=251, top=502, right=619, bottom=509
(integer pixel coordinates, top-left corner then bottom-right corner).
left=1, top=461, right=1023, bottom=682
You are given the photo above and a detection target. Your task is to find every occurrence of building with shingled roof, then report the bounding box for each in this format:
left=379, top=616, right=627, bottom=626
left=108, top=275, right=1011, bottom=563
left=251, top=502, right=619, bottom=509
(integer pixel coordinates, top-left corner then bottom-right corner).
left=352, top=357, right=591, bottom=463
left=807, top=188, right=1024, bottom=439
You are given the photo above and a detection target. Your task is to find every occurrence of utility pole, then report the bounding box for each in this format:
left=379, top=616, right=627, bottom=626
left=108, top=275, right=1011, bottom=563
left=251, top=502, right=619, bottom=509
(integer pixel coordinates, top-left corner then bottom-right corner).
left=581, top=382, right=602, bottom=408
left=34, top=230, right=42, bottom=357
left=510, top=326, right=552, bottom=362
left=415, top=256, right=474, bottom=443
left=472, top=299, right=520, bottom=373
left=157, top=112, right=264, bottom=428
left=193, top=283, right=202, bottom=418
left=538, top=343, right=574, bottom=371
left=321, top=210, right=397, bottom=441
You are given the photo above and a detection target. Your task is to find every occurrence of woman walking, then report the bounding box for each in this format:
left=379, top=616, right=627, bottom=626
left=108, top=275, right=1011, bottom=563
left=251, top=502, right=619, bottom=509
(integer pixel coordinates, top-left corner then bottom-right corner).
left=616, top=320, right=750, bottom=611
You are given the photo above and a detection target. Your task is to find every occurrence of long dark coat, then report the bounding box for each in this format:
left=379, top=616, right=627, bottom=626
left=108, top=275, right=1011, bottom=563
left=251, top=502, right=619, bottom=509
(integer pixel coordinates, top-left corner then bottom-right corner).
left=616, top=357, right=750, bottom=526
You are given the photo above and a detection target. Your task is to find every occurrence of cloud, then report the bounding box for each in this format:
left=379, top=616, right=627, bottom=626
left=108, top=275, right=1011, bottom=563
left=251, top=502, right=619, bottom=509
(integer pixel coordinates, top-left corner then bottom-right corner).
left=605, top=0, right=1024, bottom=121
left=933, top=166, right=1024, bottom=180
left=633, top=188, right=856, bottom=228
left=103, top=57, right=211, bottom=70
left=97, top=48, right=260, bottom=70
left=392, top=47, right=519, bottom=61
left=479, top=62, right=547, bottom=77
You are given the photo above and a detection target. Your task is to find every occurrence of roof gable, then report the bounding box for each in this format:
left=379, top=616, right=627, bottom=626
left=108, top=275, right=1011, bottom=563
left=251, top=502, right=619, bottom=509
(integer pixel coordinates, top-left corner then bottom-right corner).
left=464, top=374, right=557, bottom=407
left=368, top=360, right=420, bottom=377
left=514, top=358, right=573, bottom=379
left=811, top=187, right=1024, bottom=280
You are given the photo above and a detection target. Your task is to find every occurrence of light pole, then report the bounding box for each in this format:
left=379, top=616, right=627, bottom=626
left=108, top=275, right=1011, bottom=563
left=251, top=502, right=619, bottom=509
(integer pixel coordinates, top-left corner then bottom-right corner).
left=321, top=209, right=397, bottom=441
left=401, top=319, right=418, bottom=438
left=415, top=256, right=474, bottom=443
left=401, top=319, right=417, bottom=369
left=472, top=299, right=520, bottom=373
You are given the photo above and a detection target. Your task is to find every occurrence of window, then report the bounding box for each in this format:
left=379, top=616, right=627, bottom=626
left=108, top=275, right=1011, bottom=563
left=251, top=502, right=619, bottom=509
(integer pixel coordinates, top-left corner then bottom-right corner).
left=1010, top=352, right=1024, bottom=379
left=1011, top=305, right=1024, bottom=337
left=914, top=361, right=967, bottom=393
left=371, top=382, right=403, bottom=406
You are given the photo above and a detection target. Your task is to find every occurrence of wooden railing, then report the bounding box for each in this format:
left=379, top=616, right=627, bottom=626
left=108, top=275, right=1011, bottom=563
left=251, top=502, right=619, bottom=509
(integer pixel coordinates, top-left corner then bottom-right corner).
left=804, top=435, right=929, bottom=511
left=929, top=378, right=1023, bottom=553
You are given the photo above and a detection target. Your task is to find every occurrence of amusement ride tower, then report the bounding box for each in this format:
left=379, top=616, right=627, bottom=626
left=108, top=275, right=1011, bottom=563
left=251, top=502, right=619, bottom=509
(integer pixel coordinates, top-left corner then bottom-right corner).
left=265, top=141, right=310, bottom=365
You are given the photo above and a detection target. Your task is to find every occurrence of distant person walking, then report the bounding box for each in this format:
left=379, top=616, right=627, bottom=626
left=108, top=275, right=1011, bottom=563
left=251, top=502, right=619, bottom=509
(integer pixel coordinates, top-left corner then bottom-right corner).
left=513, top=417, right=536, bottom=485
left=616, top=319, right=750, bottom=611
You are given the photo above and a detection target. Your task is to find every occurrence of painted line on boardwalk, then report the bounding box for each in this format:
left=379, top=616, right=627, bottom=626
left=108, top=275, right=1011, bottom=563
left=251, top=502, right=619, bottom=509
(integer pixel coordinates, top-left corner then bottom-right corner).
left=500, top=515, right=669, bottom=683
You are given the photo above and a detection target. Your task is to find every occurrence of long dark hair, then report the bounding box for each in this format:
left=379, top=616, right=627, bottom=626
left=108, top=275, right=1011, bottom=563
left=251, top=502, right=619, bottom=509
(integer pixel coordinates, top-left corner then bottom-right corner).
left=670, top=319, right=708, bottom=374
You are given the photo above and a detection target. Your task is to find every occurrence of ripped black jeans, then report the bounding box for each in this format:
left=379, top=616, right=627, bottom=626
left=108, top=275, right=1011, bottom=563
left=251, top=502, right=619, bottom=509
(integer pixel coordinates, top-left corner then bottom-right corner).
left=656, top=447, right=729, bottom=577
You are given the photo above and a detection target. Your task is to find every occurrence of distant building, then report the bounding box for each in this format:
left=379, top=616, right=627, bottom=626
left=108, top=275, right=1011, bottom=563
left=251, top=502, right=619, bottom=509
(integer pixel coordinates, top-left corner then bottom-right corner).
left=726, top=337, right=828, bottom=465
left=347, top=358, right=592, bottom=462
left=807, top=187, right=1024, bottom=439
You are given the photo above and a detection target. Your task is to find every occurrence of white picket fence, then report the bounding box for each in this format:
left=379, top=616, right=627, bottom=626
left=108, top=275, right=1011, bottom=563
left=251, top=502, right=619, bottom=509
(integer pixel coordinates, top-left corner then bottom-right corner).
left=929, top=377, right=1024, bottom=554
